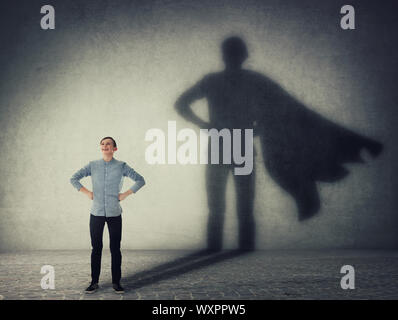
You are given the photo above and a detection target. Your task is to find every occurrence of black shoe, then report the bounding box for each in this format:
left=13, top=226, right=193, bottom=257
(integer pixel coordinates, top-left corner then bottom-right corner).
left=85, top=282, right=99, bottom=294
left=113, top=283, right=124, bottom=294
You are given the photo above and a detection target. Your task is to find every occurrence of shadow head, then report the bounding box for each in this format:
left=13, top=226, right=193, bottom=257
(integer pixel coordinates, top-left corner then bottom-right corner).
left=222, top=36, right=249, bottom=69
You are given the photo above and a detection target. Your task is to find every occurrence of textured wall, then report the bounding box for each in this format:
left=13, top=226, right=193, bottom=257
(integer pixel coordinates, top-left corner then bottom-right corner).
left=0, top=0, right=396, bottom=251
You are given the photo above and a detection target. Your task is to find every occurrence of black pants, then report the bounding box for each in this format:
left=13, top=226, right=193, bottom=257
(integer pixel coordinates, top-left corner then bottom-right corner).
left=89, top=214, right=122, bottom=284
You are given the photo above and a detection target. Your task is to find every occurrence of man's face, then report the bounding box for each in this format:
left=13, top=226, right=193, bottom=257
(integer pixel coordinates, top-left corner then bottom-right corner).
left=100, top=138, right=117, bottom=156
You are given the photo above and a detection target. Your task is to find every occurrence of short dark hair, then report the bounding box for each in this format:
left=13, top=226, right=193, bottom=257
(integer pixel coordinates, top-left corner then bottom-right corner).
left=100, top=136, right=117, bottom=148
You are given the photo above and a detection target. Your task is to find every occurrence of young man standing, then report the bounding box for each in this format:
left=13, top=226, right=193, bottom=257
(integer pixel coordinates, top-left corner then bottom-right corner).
left=70, top=137, right=145, bottom=294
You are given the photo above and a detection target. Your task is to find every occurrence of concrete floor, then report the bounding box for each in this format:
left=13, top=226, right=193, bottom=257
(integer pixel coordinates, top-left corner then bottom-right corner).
left=0, top=249, right=397, bottom=300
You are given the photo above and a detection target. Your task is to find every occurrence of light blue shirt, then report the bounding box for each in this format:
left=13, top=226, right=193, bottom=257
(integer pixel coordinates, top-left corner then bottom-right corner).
left=70, top=158, right=146, bottom=217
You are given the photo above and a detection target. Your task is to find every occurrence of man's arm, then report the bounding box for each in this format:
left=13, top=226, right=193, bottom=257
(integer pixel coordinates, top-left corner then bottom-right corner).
left=70, top=163, right=93, bottom=200
left=119, top=163, right=146, bottom=201
left=174, top=78, right=210, bottom=128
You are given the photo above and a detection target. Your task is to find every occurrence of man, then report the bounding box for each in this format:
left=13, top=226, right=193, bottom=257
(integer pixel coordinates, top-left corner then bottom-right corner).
left=175, top=36, right=382, bottom=249
left=70, top=137, right=145, bottom=293
left=175, top=37, right=258, bottom=251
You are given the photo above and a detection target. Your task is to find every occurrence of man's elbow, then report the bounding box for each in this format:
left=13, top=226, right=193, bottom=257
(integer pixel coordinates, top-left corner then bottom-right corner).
left=70, top=178, right=81, bottom=191
left=174, top=101, right=182, bottom=114
left=174, top=96, right=187, bottom=115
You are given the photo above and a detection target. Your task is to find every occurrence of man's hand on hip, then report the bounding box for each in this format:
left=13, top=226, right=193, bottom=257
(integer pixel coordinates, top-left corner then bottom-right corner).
left=119, top=190, right=133, bottom=201
left=79, top=186, right=93, bottom=200
left=87, top=191, right=93, bottom=200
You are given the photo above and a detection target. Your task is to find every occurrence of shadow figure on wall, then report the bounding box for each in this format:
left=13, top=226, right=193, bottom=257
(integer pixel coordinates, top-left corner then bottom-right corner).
left=175, top=36, right=383, bottom=251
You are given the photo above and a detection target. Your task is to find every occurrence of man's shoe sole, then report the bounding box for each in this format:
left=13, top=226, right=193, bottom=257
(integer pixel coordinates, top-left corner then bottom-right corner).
left=85, top=289, right=97, bottom=294
left=85, top=285, right=99, bottom=294
left=113, top=289, right=124, bottom=294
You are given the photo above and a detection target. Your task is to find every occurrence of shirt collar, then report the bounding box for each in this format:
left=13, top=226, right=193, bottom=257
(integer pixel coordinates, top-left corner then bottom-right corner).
left=102, top=157, right=115, bottom=164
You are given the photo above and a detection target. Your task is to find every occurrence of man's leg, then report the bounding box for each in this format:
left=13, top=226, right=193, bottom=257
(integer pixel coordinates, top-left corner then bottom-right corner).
left=107, top=215, right=122, bottom=284
left=89, top=214, right=105, bottom=284
left=205, top=164, right=230, bottom=251
left=234, top=166, right=256, bottom=251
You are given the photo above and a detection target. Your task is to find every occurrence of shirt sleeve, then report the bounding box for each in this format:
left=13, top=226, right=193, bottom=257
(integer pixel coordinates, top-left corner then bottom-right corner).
left=123, top=163, right=146, bottom=193
left=70, top=163, right=91, bottom=191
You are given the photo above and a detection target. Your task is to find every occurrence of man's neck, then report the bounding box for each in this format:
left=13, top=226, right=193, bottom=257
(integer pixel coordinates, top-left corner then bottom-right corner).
left=225, top=64, right=242, bottom=71
left=103, top=155, right=114, bottom=162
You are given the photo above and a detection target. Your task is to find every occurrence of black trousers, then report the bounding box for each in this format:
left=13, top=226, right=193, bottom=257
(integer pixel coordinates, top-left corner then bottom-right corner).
left=89, top=214, right=122, bottom=284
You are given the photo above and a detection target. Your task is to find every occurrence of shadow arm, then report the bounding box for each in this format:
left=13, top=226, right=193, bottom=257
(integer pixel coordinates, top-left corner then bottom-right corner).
left=174, top=82, right=210, bottom=128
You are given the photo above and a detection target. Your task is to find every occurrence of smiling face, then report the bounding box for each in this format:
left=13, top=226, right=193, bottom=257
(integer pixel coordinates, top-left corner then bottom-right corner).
left=100, top=138, right=117, bottom=157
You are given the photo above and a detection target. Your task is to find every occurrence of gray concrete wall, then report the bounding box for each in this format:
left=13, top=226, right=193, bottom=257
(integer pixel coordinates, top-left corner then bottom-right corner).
left=0, top=0, right=396, bottom=251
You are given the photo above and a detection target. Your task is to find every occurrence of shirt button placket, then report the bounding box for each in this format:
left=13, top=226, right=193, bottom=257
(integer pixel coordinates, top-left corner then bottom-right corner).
left=104, top=162, right=107, bottom=217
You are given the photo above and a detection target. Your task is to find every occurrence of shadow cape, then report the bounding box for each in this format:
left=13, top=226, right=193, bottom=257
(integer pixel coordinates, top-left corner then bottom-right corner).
left=257, top=80, right=383, bottom=220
